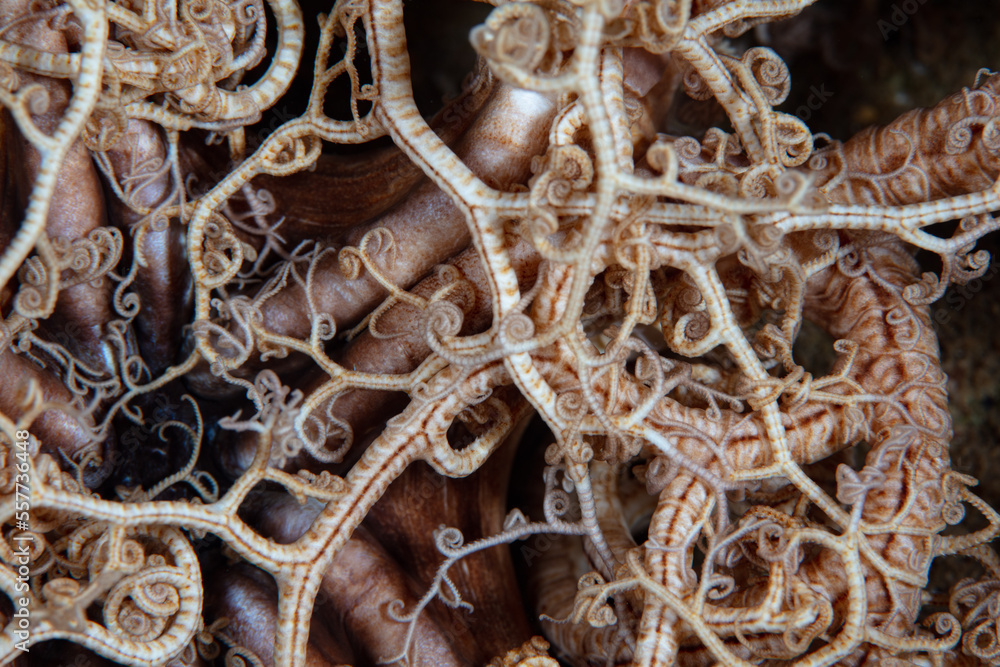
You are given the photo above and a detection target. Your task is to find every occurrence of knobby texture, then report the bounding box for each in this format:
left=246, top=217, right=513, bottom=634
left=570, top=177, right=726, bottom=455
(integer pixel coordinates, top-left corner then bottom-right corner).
left=0, top=0, right=999, bottom=666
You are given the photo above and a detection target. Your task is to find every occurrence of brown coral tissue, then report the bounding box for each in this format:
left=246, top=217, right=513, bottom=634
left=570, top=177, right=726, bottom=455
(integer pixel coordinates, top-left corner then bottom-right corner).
left=2, top=0, right=1000, bottom=665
